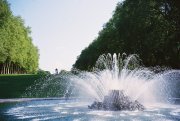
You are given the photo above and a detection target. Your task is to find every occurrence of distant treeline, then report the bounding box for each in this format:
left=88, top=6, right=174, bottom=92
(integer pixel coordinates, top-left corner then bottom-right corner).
left=74, top=0, right=180, bottom=70
left=0, top=0, right=39, bottom=74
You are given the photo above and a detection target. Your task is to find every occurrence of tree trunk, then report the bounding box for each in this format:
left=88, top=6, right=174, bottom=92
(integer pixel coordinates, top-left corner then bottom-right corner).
left=9, top=62, right=12, bottom=74
left=4, top=63, right=7, bottom=74
left=2, top=63, right=5, bottom=74
left=7, top=62, right=10, bottom=74
left=18, top=66, right=20, bottom=74
left=12, top=63, right=14, bottom=74
left=0, top=63, right=2, bottom=74
left=0, top=64, right=2, bottom=74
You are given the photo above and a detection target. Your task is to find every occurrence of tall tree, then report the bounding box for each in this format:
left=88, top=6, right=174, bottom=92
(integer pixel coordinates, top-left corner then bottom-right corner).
left=74, top=0, right=180, bottom=70
left=0, top=0, right=39, bottom=74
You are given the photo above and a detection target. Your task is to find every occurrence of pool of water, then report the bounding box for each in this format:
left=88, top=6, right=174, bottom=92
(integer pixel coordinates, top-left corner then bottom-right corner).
left=0, top=99, right=180, bottom=121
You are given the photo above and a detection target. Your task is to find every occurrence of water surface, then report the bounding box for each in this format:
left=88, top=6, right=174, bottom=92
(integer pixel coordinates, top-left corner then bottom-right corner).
left=1, top=99, right=180, bottom=121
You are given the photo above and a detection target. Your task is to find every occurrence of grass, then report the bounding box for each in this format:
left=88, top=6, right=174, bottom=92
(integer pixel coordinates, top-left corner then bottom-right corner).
left=0, top=74, right=42, bottom=98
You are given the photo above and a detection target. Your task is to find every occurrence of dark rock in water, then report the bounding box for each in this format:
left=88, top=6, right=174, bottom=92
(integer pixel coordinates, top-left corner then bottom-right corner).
left=88, top=101, right=104, bottom=110
left=88, top=90, right=145, bottom=111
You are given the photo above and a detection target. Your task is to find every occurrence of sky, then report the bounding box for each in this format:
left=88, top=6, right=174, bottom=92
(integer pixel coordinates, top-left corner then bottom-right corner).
left=8, top=0, right=121, bottom=73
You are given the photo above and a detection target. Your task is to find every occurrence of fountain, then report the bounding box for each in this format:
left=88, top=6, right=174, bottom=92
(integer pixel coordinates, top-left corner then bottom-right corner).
left=1, top=53, right=180, bottom=121
left=88, top=90, right=145, bottom=111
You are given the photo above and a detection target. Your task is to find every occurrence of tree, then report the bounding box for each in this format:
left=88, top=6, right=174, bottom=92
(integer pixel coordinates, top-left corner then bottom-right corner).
left=0, top=0, right=39, bottom=74
left=74, top=0, right=180, bottom=70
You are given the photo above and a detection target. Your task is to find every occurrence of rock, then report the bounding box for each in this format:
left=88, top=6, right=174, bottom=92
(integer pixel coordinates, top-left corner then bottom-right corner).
left=88, top=101, right=103, bottom=110
left=88, top=90, right=145, bottom=111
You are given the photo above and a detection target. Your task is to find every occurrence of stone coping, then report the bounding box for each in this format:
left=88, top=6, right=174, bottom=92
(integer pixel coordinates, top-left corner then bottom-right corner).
left=0, top=98, right=63, bottom=103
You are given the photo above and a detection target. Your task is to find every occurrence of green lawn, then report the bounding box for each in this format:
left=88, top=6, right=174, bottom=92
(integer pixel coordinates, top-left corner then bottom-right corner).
left=0, top=74, right=42, bottom=98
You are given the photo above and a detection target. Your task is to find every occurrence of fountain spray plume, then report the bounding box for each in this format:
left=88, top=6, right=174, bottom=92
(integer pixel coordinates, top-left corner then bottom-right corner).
left=23, top=53, right=180, bottom=108
left=68, top=53, right=179, bottom=108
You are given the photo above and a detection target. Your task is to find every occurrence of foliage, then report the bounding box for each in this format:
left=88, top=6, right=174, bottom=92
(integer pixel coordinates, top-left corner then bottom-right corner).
left=74, top=0, right=180, bottom=70
left=37, top=69, right=51, bottom=76
left=0, top=0, right=39, bottom=74
left=0, top=74, right=42, bottom=98
left=23, top=73, right=70, bottom=98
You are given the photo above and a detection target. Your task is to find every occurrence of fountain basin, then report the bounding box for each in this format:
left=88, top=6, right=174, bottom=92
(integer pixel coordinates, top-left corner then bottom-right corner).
left=1, top=98, right=180, bottom=121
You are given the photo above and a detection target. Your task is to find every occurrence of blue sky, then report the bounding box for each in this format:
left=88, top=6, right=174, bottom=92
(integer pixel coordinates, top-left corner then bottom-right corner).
left=8, top=0, right=121, bottom=73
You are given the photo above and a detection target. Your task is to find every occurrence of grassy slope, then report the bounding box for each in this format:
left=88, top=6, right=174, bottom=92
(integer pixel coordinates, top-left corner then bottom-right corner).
left=0, top=75, right=42, bottom=98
